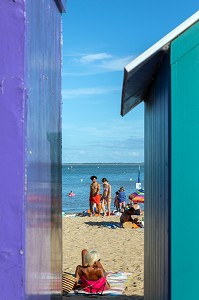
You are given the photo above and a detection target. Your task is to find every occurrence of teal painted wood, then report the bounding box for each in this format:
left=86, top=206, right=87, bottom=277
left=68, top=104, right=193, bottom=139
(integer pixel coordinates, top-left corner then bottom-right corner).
left=171, top=21, right=199, bottom=64
left=171, top=21, right=199, bottom=300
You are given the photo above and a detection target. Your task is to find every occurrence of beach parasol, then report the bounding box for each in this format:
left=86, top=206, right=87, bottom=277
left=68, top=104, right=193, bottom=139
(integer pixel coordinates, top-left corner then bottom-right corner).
left=129, top=190, right=144, bottom=203
left=132, top=195, right=144, bottom=203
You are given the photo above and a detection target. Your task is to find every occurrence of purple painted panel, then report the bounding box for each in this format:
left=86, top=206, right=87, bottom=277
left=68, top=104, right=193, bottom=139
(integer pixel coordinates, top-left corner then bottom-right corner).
left=0, top=0, right=63, bottom=299
left=0, top=1, right=25, bottom=299
left=25, top=0, right=62, bottom=298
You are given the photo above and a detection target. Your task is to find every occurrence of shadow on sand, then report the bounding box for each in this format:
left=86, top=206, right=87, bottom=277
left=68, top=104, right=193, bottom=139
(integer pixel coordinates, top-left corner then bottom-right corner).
left=84, top=221, right=121, bottom=228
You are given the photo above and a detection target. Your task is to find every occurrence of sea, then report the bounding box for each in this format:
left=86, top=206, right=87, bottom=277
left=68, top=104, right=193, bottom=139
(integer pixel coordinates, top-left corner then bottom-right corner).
left=62, top=163, right=144, bottom=214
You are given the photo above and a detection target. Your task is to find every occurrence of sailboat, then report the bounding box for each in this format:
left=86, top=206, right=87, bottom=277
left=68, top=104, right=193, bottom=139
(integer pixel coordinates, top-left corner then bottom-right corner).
left=136, top=165, right=142, bottom=190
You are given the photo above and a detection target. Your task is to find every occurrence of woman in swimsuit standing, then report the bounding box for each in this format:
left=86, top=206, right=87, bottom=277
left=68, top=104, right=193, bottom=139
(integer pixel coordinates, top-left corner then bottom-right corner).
left=101, top=178, right=111, bottom=216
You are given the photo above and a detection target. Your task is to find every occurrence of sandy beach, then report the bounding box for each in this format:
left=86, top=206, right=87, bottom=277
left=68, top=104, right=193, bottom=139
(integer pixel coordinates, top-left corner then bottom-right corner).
left=62, top=215, right=144, bottom=299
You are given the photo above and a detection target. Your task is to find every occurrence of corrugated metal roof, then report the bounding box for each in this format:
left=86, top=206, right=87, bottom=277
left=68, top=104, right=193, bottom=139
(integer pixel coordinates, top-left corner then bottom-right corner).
left=121, top=10, right=199, bottom=116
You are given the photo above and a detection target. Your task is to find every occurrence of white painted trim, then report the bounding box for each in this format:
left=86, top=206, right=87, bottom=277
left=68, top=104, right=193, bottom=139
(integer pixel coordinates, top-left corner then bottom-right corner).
left=125, top=10, right=199, bottom=73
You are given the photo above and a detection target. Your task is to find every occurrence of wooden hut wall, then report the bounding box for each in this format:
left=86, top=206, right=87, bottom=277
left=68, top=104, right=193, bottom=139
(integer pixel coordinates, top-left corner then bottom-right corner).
left=0, top=1, right=26, bottom=298
left=25, top=0, right=63, bottom=298
left=144, top=54, right=171, bottom=300
left=171, top=21, right=199, bottom=300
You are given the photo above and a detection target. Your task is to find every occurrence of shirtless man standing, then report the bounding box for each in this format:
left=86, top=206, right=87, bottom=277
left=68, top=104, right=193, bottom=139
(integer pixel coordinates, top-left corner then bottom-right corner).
left=89, top=176, right=100, bottom=216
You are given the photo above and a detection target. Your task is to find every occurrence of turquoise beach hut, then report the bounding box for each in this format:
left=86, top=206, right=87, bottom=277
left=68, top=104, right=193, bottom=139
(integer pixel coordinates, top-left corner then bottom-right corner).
left=0, top=1, right=66, bottom=299
left=121, top=11, right=199, bottom=300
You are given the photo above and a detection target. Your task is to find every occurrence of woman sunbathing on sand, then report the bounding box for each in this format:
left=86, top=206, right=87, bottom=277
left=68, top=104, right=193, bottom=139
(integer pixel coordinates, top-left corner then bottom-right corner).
left=75, top=249, right=110, bottom=291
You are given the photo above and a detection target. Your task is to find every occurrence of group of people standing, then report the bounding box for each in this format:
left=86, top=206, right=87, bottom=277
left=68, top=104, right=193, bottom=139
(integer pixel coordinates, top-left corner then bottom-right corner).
left=89, top=175, right=142, bottom=217
left=89, top=175, right=141, bottom=216
left=89, top=176, right=111, bottom=216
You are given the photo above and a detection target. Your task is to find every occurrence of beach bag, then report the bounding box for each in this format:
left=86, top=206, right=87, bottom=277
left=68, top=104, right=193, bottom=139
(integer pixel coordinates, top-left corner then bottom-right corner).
left=81, top=276, right=106, bottom=294
left=132, top=223, right=139, bottom=228
left=62, top=272, right=76, bottom=293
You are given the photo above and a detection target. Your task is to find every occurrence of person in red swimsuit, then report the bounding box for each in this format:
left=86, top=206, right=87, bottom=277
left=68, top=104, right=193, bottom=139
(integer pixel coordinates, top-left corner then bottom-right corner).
left=89, top=176, right=101, bottom=216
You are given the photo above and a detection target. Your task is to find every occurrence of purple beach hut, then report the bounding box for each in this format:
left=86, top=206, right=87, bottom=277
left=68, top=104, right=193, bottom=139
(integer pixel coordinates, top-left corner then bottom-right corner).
left=0, top=1, right=66, bottom=299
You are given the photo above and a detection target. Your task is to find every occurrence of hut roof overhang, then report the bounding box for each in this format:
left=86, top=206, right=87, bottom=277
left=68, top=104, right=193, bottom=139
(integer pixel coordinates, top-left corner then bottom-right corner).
left=121, top=10, right=199, bottom=116
left=55, top=0, right=66, bottom=13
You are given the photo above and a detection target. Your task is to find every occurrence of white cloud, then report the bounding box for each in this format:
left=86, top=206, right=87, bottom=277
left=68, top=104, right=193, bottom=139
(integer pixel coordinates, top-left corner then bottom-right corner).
left=62, top=51, right=136, bottom=76
left=62, top=146, right=144, bottom=163
left=62, top=114, right=144, bottom=162
left=62, top=118, right=144, bottom=143
left=62, top=86, right=120, bottom=99
left=79, top=150, right=86, bottom=154
left=62, top=71, right=95, bottom=77
left=98, top=55, right=135, bottom=71
left=79, top=53, right=112, bottom=63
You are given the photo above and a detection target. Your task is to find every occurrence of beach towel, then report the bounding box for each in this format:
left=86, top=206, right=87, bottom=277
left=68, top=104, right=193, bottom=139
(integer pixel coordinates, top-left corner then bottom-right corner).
left=104, top=223, right=122, bottom=229
left=67, top=272, right=132, bottom=296
left=103, top=272, right=132, bottom=295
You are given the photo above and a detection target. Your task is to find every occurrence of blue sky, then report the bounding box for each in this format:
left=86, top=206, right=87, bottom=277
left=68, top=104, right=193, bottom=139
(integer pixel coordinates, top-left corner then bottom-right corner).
left=62, top=1, right=198, bottom=163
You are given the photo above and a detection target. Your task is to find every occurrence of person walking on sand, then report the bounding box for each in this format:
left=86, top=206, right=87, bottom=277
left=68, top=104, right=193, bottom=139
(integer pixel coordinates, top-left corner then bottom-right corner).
left=101, top=178, right=111, bottom=216
left=89, top=176, right=100, bottom=216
